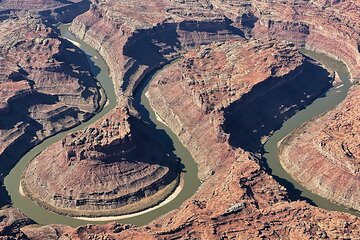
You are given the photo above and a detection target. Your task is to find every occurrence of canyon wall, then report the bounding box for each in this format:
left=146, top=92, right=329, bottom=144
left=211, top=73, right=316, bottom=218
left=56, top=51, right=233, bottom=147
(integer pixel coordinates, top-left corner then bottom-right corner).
left=1, top=0, right=360, bottom=239
left=0, top=16, right=103, bottom=207
left=0, top=0, right=90, bottom=23
left=145, top=39, right=358, bottom=239
left=279, top=84, right=360, bottom=212
left=250, top=0, right=360, bottom=79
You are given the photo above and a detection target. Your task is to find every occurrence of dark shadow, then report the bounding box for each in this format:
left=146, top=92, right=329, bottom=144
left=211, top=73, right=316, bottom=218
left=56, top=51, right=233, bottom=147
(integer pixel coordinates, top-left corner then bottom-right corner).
left=259, top=153, right=317, bottom=205
left=55, top=38, right=101, bottom=92
left=241, top=13, right=259, bottom=29
left=39, top=0, right=91, bottom=24
left=122, top=19, right=244, bottom=92
left=0, top=92, right=58, bottom=130
left=223, top=59, right=333, bottom=153
left=132, top=66, right=184, bottom=172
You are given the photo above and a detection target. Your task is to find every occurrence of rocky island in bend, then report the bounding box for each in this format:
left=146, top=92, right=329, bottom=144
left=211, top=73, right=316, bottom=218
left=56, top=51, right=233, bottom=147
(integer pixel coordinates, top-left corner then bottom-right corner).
left=0, top=0, right=360, bottom=239
left=21, top=108, right=180, bottom=217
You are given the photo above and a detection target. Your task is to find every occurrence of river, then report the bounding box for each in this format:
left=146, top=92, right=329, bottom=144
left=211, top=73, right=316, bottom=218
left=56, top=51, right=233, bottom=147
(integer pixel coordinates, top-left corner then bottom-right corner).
left=4, top=24, right=200, bottom=227
left=263, top=50, right=360, bottom=217
left=3, top=25, right=358, bottom=228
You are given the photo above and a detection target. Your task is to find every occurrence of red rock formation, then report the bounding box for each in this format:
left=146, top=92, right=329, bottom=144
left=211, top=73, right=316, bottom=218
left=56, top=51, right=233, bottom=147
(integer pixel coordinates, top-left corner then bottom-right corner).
left=0, top=0, right=90, bottom=23
left=21, top=108, right=179, bottom=217
left=0, top=0, right=64, bottom=10
left=143, top=40, right=359, bottom=239
left=1, top=0, right=360, bottom=239
left=0, top=17, right=102, bottom=168
left=68, top=0, right=243, bottom=98
left=250, top=0, right=360, bottom=79
left=279, top=85, right=360, bottom=211
left=148, top=40, right=306, bottom=179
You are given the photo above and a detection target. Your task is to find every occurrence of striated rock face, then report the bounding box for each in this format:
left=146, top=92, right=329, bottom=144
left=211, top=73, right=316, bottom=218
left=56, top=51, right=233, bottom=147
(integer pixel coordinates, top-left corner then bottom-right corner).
left=279, top=85, right=360, bottom=211
left=2, top=0, right=360, bottom=239
left=0, top=0, right=65, bottom=10
left=249, top=0, right=360, bottom=79
left=68, top=0, right=244, bottom=98
left=145, top=40, right=359, bottom=239
left=148, top=39, right=309, bottom=179
left=0, top=16, right=102, bottom=188
left=21, top=108, right=179, bottom=217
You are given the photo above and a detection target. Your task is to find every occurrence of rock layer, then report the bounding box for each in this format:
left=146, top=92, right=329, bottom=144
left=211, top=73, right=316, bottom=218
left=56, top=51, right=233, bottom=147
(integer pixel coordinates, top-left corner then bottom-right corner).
left=0, top=0, right=89, bottom=22
left=21, top=108, right=179, bottom=217
left=279, top=85, right=360, bottom=212
left=0, top=16, right=102, bottom=197
left=1, top=0, right=360, bottom=239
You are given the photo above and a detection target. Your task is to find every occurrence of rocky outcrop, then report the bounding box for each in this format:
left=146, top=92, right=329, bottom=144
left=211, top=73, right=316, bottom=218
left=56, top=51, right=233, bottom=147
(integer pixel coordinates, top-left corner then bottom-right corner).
left=148, top=40, right=309, bottom=178
left=21, top=108, right=180, bottom=217
left=145, top=40, right=359, bottom=239
left=1, top=0, right=360, bottom=239
left=68, top=0, right=244, bottom=98
left=0, top=16, right=102, bottom=208
left=0, top=208, right=34, bottom=239
left=250, top=0, right=360, bottom=79
left=279, top=85, right=360, bottom=211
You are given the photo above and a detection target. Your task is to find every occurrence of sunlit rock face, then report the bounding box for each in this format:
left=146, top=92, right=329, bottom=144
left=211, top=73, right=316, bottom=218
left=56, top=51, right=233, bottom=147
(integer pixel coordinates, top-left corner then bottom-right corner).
left=21, top=108, right=180, bottom=217
left=0, top=17, right=102, bottom=176
left=1, top=0, right=360, bottom=239
left=279, top=85, right=360, bottom=212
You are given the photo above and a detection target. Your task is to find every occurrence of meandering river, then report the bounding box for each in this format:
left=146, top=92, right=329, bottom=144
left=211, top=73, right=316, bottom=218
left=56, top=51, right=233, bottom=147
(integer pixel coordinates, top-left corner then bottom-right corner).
left=4, top=24, right=200, bottom=227
left=263, top=50, right=359, bottom=217
left=3, top=25, right=358, bottom=228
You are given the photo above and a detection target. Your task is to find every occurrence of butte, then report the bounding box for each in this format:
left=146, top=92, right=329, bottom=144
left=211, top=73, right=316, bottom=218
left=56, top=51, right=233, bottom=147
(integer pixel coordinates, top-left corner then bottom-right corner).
left=20, top=108, right=180, bottom=217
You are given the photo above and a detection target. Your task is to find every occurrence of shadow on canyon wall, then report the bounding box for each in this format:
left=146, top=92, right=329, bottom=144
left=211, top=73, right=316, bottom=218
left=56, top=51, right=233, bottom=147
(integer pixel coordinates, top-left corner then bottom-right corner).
left=122, top=19, right=244, bottom=93
left=0, top=33, right=102, bottom=208
left=0, top=0, right=90, bottom=24
left=223, top=57, right=333, bottom=203
left=121, top=18, right=246, bottom=182
left=40, top=0, right=91, bottom=24
left=132, top=65, right=184, bottom=171
left=223, top=58, right=332, bottom=153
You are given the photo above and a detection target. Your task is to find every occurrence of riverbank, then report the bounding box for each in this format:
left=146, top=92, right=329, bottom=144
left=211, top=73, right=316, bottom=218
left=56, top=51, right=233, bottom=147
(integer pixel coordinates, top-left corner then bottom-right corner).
left=5, top=22, right=200, bottom=227
left=75, top=176, right=184, bottom=221
left=278, top=84, right=360, bottom=213
left=263, top=50, right=360, bottom=217
left=20, top=173, right=181, bottom=219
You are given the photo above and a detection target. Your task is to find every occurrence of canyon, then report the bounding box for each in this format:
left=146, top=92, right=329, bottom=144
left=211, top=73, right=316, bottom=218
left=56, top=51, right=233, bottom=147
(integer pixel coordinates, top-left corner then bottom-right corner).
left=0, top=0, right=360, bottom=239
left=0, top=15, right=102, bottom=207
left=279, top=84, right=360, bottom=212
left=21, top=107, right=180, bottom=217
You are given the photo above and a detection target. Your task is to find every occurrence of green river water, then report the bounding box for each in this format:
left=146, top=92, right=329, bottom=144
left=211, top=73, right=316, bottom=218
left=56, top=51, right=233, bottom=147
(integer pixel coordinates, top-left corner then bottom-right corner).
left=4, top=24, right=200, bottom=227
left=3, top=26, right=359, bottom=228
left=264, top=50, right=359, bottom=217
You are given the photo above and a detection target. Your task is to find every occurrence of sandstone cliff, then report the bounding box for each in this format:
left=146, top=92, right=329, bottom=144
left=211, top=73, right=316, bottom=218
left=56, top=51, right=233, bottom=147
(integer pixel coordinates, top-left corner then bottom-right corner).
left=1, top=0, right=360, bottom=239
left=0, top=16, right=102, bottom=206
left=279, top=85, right=360, bottom=212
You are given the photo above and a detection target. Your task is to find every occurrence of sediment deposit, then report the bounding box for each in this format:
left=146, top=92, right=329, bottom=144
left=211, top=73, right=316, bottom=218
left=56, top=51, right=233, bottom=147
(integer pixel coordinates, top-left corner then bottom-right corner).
left=1, top=0, right=360, bottom=239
